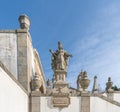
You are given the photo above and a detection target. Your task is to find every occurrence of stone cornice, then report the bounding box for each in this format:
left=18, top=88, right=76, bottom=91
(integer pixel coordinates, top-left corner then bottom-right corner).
left=0, top=29, right=28, bottom=33
left=33, top=49, right=46, bottom=83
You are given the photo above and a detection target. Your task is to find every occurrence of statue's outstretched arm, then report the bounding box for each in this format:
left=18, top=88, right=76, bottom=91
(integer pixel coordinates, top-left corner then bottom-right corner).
left=49, top=49, right=57, bottom=57
left=65, top=52, right=73, bottom=57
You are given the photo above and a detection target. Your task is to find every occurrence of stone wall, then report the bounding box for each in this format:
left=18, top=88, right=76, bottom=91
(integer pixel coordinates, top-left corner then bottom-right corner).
left=0, top=30, right=34, bottom=92
left=17, top=30, right=33, bottom=92
left=31, top=96, right=81, bottom=112
left=0, top=64, right=28, bottom=112
left=0, top=32, right=17, bottom=78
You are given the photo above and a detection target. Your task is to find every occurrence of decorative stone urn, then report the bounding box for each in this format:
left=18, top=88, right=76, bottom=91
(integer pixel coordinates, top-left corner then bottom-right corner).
left=18, top=14, right=30, bottom=30
left=32, top=74, right=42, bottom=91
left=80, top=71, right=90, bottom=92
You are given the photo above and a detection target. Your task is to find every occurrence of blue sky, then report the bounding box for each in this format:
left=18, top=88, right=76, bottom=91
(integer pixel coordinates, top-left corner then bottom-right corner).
left=0, top=0, right=120, bottom=90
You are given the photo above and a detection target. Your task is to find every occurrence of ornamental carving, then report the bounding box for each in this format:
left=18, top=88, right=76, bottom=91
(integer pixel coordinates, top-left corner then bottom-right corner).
left=49, top=41, right=72, bottom=72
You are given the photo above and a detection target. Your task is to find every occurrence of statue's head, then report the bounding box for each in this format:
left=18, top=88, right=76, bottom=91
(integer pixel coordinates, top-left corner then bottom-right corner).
left=58, top=41, right=63, bottom=50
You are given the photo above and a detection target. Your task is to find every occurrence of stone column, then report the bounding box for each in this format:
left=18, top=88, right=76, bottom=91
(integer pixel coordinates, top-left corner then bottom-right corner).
left=30, top=92, right=41, bottom=112
left=17, top=14, right=32, bottom=92
left=81, top=93, right=90, bottom=112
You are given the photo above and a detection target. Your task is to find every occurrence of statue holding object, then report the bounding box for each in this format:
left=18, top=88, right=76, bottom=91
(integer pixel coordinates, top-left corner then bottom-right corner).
left=49, top=41, right=72, bottom=71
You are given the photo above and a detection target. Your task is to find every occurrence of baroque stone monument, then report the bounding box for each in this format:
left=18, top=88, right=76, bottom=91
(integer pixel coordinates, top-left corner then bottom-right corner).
left=50, top=41, right=72, bottom=107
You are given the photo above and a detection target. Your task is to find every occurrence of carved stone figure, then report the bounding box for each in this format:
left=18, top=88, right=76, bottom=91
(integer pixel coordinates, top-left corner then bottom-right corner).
left=77, top=71, right=83, bottom=91
left=49, top=41, right=72, bottom=71
left=106, top=77, right=113, bottom=92
left=50, top=42, right=71, bottom=108
left=47, top=79, right=51, bottom=87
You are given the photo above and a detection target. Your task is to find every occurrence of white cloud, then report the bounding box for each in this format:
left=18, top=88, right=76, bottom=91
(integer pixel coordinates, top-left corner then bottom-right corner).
left=67, top=2, right=120, bottom=90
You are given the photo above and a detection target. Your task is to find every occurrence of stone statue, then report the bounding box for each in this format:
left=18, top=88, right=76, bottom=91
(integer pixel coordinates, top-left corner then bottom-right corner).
left=106, top=77, right=113, bottom=92
left=47, top=79, right=51, bottom=87
left=49, top=41, right=72, bottom=71
left=77, top=73, right=82, bottom=91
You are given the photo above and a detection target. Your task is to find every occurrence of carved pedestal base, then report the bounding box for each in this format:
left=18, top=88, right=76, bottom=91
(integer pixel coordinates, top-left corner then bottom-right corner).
left=54, top=82, right=69, bottom=88
left=51, top=93, right=70, bottom=107
left=52, top=82, right=70, bottom=107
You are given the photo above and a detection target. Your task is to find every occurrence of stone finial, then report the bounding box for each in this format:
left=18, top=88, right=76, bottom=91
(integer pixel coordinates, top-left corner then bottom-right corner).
left=92, top=76, right=98, bottom=94
left=80, top=71, right=90, bottom=92
left=32, top=74, right=42, bottom=91
left=18, top=14, right=30, bottom=30
left=47, top=79, right=51, bottom=87
left=106, top=77, right=113, bottom=93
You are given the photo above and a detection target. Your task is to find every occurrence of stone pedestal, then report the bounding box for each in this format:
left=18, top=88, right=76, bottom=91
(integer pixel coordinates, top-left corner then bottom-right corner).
left=30, top=91, right=41, bottom=112
left=54, top=70, right=67, bottom=82
left=81, top=92, right=90, bottom=112
left=52, top=70, right=70, bottom=107
left=53, top=70, right=69, bottom=92
left=51, top=93, right=70, bottom=107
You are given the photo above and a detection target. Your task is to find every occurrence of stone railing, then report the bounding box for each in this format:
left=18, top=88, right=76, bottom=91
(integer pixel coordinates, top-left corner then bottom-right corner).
left=91, top=93, right=120, bottom=107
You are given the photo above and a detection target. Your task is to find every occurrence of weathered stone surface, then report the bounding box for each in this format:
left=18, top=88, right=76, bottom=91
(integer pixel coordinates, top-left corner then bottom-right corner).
left=31, top=97, right=40, bottom=112
left=51, top=96, right=70, bottom=107
left=92, top=76, right=98, bottom=94
left=17, top=34, right=27, bottom=47
left=50, top=41, right=72, bottom=72
left=17, top=31, right=32, bottom=92
left=81, top=95, right=90, bottom=112
left=0, top=33, right=17, bottom=78
left=106, top=77, right=114, bottom=93
left=18, top=47, right=27, bottom=57
left=18, top=65, right=27, bottom=75
left=18, top=57, right=27, bottom=66
left=31, top=49, right=46, bottom=94
left=19, top=14, right=30, bottom=30
left=80, top=71, right=90, bottom=92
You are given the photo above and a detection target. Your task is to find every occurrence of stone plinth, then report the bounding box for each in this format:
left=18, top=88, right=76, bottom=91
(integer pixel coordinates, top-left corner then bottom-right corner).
left=52, top=93, right=70, bottom=107
left=53, top=70, right=69, bottom=91
left=54, top=70, right=67, bottom=82
left=30, top=92, right=41, bottom=112
left=52, top=70, right=70, bottom=108
left=81, top=92, right=90, bottom=112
